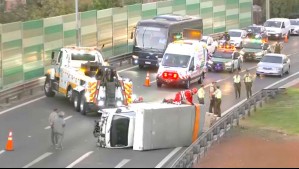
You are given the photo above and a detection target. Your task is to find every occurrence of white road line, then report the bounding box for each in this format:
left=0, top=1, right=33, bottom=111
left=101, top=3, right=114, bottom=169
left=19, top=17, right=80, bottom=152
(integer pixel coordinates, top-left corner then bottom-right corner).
left=115, top=159, right=131, bottom=168
left=0, top=150, right=5, bottom=155
left=22, top=152, right=53, bottom=168
left=155, top=147, right=182, bottom=168
left=0, top=96, right=46, bottom=116
left=118, top=66, right=138, bottom=73
left=66, top=151, right=94, bottom=168
left=150, top=80, right=157, bottom=84
left=222, top=71, right=299, bottom=116
left=44, top=116, right=73, bottom=130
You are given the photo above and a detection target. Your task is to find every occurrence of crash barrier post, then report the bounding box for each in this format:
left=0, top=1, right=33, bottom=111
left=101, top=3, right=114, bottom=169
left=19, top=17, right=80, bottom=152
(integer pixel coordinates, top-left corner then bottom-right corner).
left=169, top=88, right=286, bottom=168
left=124, top=80, right=133, bottom=105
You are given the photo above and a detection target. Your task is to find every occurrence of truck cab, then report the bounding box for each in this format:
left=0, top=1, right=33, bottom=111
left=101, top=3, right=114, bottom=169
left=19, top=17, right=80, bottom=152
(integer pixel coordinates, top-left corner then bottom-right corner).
left=156, top=40, right=207, bottom=89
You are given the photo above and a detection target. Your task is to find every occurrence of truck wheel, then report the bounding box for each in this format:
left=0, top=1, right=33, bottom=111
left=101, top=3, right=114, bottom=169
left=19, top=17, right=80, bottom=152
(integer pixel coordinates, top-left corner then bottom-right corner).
left=185, top=79, right=191, bottom=89
left=80, top=93, right=88, bottom=115
left=73, top=92, right=81, bottom=112
left=44, top=78, right=55, bottom=97
left=67, top=86, right=73, bottom=103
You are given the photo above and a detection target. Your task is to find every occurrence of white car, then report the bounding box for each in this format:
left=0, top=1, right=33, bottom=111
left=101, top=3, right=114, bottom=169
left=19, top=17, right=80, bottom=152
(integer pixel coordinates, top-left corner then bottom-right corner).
left=201, top=36, right=218, bottom=54
left=264, top=18, right=291, bottom=39
left=228, top=29, right=247, bottom=48
left=256, top=54, right=291, bottom=77
left=290, top=19, right=299, bottom=35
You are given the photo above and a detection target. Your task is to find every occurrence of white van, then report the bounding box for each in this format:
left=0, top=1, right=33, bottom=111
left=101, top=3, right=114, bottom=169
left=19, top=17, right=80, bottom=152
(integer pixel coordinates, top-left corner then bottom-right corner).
left=156, top=40, right=207, bottom=89
left=264, top=18, right=291, bottom=39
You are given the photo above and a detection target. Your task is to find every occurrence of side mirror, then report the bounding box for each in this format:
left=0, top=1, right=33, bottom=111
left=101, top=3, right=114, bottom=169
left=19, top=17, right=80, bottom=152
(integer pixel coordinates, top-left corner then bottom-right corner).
left=51, top=51, right=55, bottom=60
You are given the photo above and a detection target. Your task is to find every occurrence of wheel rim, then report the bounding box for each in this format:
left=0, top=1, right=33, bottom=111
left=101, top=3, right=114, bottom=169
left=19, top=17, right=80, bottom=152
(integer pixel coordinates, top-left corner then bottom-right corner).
left=45, top=82, right=50, bottom=93
left=74, top=96, right=78, bottom=108
left=80, top=99, right=84, bottom=111
left=67, top=89, right=73, bottom=101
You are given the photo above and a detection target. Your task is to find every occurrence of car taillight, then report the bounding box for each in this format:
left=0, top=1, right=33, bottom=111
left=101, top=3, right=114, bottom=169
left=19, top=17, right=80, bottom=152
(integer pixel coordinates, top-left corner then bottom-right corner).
left=163, top=72, right=179, bottom=80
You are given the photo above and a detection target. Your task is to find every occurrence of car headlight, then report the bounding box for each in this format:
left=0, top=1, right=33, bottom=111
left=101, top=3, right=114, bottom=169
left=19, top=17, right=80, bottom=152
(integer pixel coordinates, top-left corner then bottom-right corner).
left=256, top=52, right=263, bottom=56
left=225, top=62, right=232, bottom=66
left=132, top=55, right=139, bottom=59
left=98, top=100, right=105, bottom=107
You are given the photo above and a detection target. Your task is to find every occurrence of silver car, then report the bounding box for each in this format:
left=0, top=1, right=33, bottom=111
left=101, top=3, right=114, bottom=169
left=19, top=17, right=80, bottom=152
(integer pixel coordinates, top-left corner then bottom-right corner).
left=256, top=54, right=291, bottom=77
left=290, top=19, right=299, bottom=35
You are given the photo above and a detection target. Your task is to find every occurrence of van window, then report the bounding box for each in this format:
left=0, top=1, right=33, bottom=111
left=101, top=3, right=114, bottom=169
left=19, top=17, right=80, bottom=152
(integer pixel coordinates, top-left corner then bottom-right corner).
left=264, top=21, right=282, bottom=28
left=162, top=53, right=191, bottom=68
left=282, top=22, right=285, bottom=28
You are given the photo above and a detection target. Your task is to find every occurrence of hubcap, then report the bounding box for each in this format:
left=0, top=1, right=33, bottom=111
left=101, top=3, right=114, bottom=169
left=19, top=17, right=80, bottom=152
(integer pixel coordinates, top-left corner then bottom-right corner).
left=45, top=82, right=50, bottom=93
left=67, top=89, right=73, bottom=100
left=74, top=96, right=78, bottom=107
left=80, top=101, right=84, bottom=111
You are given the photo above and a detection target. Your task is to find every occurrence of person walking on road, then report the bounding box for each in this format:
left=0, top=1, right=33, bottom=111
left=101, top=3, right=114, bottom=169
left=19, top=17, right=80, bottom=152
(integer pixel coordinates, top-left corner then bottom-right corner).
left=244, top=69, right=253, bottom=99
left=49, top=108, right=58, bottom=147
left=197, top=84, right=205, bottom=104
left=53, top=111, right=66, bottom=150
left=214, top=86, right=222, bottom=118
left=233, top=71, right=242, bottom=99
left=274, top=41, right=283, bottom=54
left=209, top=82, right=217, bottom=113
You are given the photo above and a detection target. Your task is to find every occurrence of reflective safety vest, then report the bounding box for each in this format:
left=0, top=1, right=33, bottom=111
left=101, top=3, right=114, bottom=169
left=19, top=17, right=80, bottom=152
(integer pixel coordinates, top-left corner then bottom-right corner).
left=197, top=88, right=205, bottom=99
left=214, top=89, right=222, bottom=99
left=233, top=75, right=241, bottom=83
left=244, top=74, right=253, bottom=83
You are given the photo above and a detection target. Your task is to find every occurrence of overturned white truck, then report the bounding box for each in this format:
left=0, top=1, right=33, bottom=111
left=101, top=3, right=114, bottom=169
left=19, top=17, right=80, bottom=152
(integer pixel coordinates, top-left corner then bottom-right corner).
left=93, top=103, right=205, bottom=151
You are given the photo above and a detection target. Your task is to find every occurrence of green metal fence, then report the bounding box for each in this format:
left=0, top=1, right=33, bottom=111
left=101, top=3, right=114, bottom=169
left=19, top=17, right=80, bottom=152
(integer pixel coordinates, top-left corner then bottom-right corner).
left=0, top=0, right=252, bottom=90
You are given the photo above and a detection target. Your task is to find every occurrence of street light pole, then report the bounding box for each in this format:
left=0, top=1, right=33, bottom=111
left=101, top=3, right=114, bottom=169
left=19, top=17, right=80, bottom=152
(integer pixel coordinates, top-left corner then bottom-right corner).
left=75, top=0, right=81, bottom=47
left=266, top=0, right=270, bottom=20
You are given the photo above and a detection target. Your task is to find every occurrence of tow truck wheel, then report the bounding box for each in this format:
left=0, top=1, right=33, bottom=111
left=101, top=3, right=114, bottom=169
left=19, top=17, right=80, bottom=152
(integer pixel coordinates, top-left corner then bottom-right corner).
left=67, top=87, right=74, bottom=103
left=44, top=78, right=55, bottom=97
left=185, top=79, right=191, bottom=89
left=73, top=92, right=81, bottom=112
left=80, top=93, right=88, bottom=116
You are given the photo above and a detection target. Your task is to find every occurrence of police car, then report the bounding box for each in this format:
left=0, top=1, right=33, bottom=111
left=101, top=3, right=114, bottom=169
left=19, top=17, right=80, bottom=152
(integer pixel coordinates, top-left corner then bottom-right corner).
left=240, top=38, right=271, bottom=61
left=207, top=45, right=243, bottom=73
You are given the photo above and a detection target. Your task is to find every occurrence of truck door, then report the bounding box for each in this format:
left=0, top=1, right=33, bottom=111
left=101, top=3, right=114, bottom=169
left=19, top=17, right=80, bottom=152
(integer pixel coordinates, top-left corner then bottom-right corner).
left=58, top=51, right=69, bottom=93
left=55, top=51, right=63, bottom=79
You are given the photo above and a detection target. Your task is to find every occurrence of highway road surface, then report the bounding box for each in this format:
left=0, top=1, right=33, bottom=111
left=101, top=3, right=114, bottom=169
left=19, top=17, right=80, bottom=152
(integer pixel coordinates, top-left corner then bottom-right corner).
left=0, top=37, right=298, bottom=168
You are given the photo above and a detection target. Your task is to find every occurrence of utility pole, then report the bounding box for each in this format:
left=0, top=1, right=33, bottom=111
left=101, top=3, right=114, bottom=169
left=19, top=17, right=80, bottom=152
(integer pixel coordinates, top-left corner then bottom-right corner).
left=75, top=0, right=81, bottom=46
left=266, top=0, right=270, bottom=19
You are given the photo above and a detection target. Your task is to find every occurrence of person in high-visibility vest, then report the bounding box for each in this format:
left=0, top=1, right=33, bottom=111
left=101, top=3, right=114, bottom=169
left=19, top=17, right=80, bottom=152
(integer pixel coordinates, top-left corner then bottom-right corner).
left=209, top=82, right=217, bottom=113
left=244, top=69, right=253, bottom=99
left=214, top=86, right=222, bottom=117
left=233, top=71, right=242, bottom=99
left=197, top=84, right=205, bottom=104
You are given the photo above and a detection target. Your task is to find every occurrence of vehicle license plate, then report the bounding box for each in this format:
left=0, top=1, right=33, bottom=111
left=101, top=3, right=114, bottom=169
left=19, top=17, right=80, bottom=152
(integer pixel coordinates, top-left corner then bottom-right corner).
left=145, top=61, right=151, bottom=65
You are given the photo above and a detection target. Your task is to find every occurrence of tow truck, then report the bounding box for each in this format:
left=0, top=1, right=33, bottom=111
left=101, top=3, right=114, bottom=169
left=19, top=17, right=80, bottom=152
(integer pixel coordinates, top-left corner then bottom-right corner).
left=45, top=46, right=129, bottom=115
left=240, top=38, right=271, bottom=61
left=207, top=45, right=242, bottom=73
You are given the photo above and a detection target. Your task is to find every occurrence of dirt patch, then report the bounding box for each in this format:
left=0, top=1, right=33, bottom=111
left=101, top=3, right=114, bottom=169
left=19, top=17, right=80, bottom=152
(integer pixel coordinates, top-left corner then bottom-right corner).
left=196, top=124, right=299, bottom=168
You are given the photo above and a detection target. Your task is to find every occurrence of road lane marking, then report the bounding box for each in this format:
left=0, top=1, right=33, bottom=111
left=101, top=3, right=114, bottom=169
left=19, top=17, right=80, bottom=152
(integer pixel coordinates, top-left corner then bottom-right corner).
left=66, top=151, right=94, bottom=168
left=115, top=159, right=131, bottom=168
left=222, top=71, right=299, bottom=116
left=0, top=150, right=5, bottom=155
left=119, top=66, right=138, bottom=73
left=44, top=116, right=73, bottom=130
left=0, top=96, right=46, bottom=116
left=155, top=147, right=182, bottom=168
left=22, top=152, right=53, bottom=168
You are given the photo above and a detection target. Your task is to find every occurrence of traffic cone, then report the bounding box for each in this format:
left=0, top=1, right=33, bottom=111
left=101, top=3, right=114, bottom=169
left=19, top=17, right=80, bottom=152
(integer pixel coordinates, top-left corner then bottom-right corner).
left=5, top=131, right=14, bottom=151
left=284, top=35, right=288, bottom=43
left=144, top=71, right=151, bottom=87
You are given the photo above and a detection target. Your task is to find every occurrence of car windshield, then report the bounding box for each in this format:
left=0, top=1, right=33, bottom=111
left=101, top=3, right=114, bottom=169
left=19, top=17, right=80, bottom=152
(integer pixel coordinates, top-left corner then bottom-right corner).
left=243, top=42, right=263, bottom=49
left=248, top=26, right=262, bottom=33
left=229, top=31, right=242, bottom=37
left=72, top=54, right=96, bottom=61
left=213, top=51, right=233, bottom=59
left=264, top=21, right=282, bottom=28
left=290, top=20, right=299, bottom=25
left=135, top=26, right=168, bottom=50
left=162, top=54, right=190, bottom=68
left=261, top=56, right=282, bottom=64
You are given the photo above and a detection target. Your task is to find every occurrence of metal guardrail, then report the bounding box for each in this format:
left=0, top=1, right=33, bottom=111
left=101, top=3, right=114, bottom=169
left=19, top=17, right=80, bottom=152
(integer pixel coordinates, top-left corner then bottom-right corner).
left=170, top=88, right=287, bottom=168
left=0, top=32, right=226, bottom=104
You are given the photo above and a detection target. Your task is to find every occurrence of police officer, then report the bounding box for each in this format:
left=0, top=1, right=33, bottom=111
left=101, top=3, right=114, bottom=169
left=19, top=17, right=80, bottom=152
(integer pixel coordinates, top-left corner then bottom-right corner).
left=209, top=82, right=217, bottom=113
left=197, top=84, right=205, bottom=104
left=274, top=41, right=283, bottom=54
left=214, top=86, right=222, bottom=117
left=244, top=69, right=253, bottom=99
left=247, top=29, right=254, bottom=39
left=233, top=71, right=241, bottom=99
left=223, top=32, right=230, bottom=42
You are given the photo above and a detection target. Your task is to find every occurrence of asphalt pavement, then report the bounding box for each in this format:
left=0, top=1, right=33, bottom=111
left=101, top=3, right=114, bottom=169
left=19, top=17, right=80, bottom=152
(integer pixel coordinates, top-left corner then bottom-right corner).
left=0, top=37, right=298, bottom=168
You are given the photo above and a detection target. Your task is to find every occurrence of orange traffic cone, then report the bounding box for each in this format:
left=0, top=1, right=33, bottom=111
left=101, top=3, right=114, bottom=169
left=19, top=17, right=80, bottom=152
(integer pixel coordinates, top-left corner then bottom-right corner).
left=5, top=131, right=14, bottom=151
left=144, top=71, right=151, bottom=87
left=284, top=35, right=288, bottom=43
